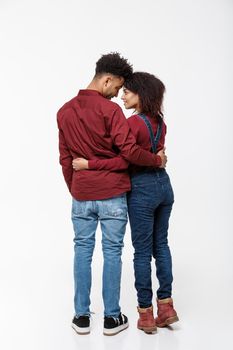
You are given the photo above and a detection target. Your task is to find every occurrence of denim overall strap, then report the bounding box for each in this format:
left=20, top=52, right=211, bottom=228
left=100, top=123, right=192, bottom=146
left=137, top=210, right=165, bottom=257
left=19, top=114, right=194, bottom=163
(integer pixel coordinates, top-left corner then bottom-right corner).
left=138, top=113, right=163, bottom=153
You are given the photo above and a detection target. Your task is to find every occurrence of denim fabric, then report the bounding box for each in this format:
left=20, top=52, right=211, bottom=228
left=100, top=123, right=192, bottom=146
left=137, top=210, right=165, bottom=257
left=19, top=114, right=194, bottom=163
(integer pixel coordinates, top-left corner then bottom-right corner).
left=71, top=194, right=128, bottom=317
left=127, top=169, right=174, bottom=306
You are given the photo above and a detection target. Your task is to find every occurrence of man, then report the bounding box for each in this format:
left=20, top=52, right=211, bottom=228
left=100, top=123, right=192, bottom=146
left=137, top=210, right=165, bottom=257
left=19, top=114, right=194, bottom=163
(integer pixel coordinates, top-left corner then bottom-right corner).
left=57, top=52, right=167, bottom=336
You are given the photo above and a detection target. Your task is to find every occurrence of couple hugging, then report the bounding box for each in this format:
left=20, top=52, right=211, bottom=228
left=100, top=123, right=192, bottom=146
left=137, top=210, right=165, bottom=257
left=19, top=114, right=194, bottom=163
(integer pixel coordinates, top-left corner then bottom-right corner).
left=57, top=52, right=178, bottom=336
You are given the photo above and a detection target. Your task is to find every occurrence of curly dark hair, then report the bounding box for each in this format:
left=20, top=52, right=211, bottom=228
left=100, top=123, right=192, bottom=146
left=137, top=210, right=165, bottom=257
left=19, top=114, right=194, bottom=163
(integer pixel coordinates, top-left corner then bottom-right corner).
left=124, top=72, right=165, bottom=121
left=95, top=52, right=133, bottom=80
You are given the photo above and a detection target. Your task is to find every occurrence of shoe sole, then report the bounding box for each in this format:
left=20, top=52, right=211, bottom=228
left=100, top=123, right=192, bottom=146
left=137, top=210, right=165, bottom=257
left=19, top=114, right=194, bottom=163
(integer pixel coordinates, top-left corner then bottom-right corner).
left=138, top=325, right=157, bottom=334
left=72, top=324, right=90, bottom=335
left=103, top=322, right=129, bottom=336
left=156, top=316, right=179, bottom=328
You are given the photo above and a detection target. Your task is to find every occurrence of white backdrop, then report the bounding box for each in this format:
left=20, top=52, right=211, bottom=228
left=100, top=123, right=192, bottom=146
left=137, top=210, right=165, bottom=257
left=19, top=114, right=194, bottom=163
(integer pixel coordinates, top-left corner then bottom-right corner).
left=0, top=1, right=233, bottom=349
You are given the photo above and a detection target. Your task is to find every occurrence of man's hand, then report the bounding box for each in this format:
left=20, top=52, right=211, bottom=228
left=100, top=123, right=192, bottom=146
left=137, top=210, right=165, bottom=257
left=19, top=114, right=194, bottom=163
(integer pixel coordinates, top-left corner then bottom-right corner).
left=157, top=148, right=167, bottom=168
left=72, top=158, right=89, bottom=171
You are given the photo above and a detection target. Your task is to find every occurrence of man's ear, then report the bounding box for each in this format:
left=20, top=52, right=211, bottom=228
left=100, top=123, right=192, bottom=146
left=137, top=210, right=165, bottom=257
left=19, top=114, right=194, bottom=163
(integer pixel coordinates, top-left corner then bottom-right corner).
left=104, top=75, right=112, bottom=86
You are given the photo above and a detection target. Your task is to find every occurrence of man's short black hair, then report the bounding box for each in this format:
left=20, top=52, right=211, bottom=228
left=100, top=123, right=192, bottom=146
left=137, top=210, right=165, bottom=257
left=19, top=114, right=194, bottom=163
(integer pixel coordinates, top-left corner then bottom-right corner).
left=95, top=52, right=133, bottom=80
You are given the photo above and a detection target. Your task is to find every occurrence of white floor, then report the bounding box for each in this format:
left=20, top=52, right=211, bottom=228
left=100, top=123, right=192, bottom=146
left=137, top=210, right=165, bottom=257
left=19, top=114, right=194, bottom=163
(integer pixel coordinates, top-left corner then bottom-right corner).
left=1, top=226, right=233, bottom=350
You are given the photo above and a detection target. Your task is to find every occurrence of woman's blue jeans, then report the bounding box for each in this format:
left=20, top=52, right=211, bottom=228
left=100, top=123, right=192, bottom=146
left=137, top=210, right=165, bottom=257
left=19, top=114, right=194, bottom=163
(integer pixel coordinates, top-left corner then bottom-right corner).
left=71, top=194, right=128, bottom=318
left=127, top=169, right=174, bottom=307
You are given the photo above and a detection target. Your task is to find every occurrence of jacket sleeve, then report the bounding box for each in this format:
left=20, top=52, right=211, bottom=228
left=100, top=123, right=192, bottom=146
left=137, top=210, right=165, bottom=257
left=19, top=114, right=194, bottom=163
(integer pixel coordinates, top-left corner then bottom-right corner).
left=110, top=107, right=161, bottom=167
left=88, top=155, right=129, bottom=171
left=58, top=124, right=73, bottom=192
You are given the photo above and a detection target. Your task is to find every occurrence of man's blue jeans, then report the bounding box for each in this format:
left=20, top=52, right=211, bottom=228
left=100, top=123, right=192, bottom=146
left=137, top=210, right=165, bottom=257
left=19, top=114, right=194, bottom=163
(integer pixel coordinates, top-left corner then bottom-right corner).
left=127, top=169, right=174, bottom=307
left=71, top=194, right=128, bottom=318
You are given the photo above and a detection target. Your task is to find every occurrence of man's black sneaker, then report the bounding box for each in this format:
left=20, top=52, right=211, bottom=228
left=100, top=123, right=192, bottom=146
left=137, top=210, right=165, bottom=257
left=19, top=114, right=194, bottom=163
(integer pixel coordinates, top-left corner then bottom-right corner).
left=103, top=313, right=129, bottom=335
left=72, top=315, right=90, bottom=335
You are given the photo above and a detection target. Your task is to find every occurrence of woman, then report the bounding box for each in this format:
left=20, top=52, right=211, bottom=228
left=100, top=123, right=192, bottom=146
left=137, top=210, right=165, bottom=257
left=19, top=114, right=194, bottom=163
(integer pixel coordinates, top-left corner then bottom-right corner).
left=72, top=72, right=179, bottom=333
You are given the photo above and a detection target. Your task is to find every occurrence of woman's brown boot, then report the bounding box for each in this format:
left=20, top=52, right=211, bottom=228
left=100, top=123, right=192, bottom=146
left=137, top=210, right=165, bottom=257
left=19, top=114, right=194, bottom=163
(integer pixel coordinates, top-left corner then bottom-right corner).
left=155, top=298, right=179, bottom=327
left=137, top=306, right=157, bottom=334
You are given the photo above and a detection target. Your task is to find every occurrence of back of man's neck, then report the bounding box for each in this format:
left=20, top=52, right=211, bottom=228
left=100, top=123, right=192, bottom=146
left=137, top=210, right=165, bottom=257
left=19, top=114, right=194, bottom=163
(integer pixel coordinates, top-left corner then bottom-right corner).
left=86, top=81, right=101, bottom=93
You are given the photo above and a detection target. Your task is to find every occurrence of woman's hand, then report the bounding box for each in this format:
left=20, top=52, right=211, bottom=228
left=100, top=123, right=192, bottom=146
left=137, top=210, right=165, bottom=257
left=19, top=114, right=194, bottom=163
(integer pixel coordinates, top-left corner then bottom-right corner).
left=72, top=158, right=89, bottom=171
